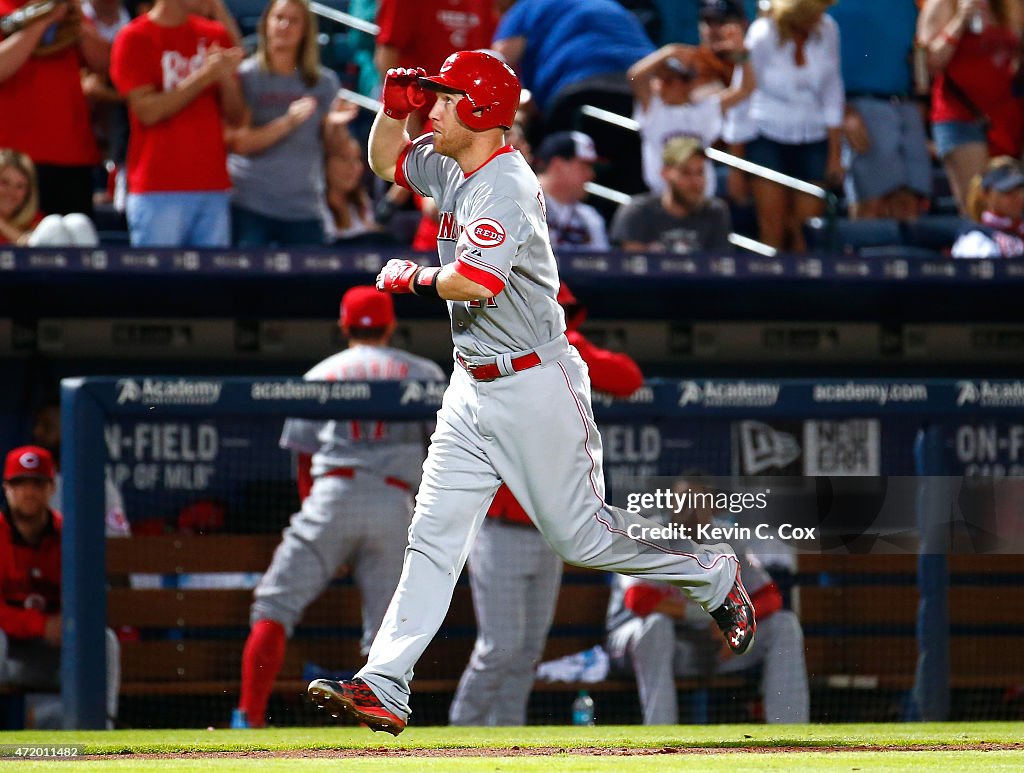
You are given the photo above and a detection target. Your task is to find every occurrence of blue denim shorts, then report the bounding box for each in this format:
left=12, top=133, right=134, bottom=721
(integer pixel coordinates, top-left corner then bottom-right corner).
left=932, top=119, right=988, bottom=159
left=745, top=136, right=829, bottom=183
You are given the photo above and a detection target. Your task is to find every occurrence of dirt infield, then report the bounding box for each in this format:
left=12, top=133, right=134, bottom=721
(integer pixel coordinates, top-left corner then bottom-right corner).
left=87, top=742, right=1023, bottom=760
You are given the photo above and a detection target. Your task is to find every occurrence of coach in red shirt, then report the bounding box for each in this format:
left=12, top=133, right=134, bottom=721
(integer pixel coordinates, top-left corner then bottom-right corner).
left=110, top=0, right=244, bottom=247
left=0, top=445, right=120, bottom=727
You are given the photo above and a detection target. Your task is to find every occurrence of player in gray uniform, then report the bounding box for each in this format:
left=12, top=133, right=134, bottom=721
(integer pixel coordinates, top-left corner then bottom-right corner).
left=234, top=287, right=443, bottom=728
left=307, top=51, right=756, bottom=735
left=606, top=479, right=809, bottom=725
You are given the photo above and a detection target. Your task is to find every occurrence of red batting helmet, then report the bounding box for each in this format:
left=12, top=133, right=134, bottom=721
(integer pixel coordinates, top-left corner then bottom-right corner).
left=419, top=51, right=521, bottom=131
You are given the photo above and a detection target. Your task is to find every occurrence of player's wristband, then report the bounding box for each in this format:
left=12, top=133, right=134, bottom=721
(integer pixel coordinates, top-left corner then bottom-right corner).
left=410, top=267, right=441, bottom=299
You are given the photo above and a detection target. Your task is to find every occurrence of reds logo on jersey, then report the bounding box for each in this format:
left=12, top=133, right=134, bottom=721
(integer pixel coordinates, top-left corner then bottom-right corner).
left=466, top=218, right=506, bottom=248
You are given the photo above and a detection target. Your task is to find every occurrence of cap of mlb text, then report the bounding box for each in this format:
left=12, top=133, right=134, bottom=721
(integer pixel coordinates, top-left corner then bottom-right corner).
left=535, top=131, right=600, bottom=164
left=981, top=164, right=1024, bottom=193
left=3, top=445, right=55, bottom=482
left=340, top=286, right=395, bottom=329
left=699, top=0, right=746, bottom=21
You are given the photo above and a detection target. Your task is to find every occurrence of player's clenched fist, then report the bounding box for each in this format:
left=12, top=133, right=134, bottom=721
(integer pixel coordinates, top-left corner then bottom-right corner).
left=376, top=259, right=420, bottom=293
left=376, top=259, right=441, bottom=296
left=382, top=68, right=427, bottom=120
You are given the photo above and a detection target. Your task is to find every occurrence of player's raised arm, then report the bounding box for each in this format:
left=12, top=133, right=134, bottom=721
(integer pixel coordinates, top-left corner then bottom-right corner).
left=368, top=68, right=426, bottom=182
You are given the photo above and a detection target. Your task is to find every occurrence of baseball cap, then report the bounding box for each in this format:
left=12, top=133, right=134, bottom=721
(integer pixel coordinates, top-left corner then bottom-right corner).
left=340, top=286, right=395, bottom=329
left=981, top=164, right=1024, bottom=193
left=3, top=445, right=55, bottom=483
left=662, top=136, right=705, bottom=167
left=535, top=131, right=601, bottom=164
left=699, top=0, right=746, bottom=21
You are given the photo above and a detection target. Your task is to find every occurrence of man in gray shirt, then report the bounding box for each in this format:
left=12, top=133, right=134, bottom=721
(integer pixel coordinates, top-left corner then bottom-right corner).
left=610, top=137, right=731, bottom=253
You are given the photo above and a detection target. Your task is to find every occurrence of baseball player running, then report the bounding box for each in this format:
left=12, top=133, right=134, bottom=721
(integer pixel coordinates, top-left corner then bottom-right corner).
left=307, top=51, right=755, bottom=735
left=235, top=287, right=443, bottom=728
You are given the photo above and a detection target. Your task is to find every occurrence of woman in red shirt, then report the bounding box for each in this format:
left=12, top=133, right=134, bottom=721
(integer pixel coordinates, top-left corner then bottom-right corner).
left=919, top=0, right=1023, bottom=214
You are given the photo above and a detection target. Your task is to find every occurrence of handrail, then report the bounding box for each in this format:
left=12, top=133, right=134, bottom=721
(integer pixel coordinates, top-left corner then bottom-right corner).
left=578, top=103, right=839, bottom=252
left=310, top=2, right=379, bottom=36
left=337, top=87, right=382, bottom=113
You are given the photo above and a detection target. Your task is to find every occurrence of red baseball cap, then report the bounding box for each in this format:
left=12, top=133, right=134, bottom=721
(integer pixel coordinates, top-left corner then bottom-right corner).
left=340, top=286, right=395, bottom=329
left=4, top=445, right=55, bottom=482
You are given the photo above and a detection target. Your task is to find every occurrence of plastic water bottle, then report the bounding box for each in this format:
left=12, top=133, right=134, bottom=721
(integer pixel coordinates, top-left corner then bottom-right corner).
left=571, top=690, right=595, bottom=726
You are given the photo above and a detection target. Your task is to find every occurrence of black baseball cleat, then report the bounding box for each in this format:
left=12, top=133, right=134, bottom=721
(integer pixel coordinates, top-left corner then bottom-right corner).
left=710, top=565, right=756, bottom=655
left=307, top=678, right=406, bottom=736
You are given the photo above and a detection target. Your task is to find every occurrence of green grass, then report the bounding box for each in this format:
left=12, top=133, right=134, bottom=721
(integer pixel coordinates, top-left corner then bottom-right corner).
left=0, top=723, right=1020, bottom=771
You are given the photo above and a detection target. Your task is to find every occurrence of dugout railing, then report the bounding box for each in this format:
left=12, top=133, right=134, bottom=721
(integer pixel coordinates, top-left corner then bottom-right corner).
left=61, top=377, right=1024, bottom=728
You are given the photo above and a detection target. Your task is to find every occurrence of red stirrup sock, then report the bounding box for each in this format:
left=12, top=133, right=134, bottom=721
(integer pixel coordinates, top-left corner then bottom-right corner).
left=238, top=619, right=286, bottom=728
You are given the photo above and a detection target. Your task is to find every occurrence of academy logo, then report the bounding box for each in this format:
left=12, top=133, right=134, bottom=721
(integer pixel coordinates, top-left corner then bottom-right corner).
left=956, top=380, right=1024, bottom=407
left=678, top=380, right=780, bottom=408
left=116, top=378, right=222, bottom=406
left=116, top=379, right=142, bottom=404
left=466, top=218, right=506, bottom=248
left=400, top=380, right=446, bottom=406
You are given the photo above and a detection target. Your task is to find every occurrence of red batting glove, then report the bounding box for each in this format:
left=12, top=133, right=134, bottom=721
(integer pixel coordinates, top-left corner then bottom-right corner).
left=376, top=259, right=421, bottom=293
left=382, top=68, right=427, bottom=120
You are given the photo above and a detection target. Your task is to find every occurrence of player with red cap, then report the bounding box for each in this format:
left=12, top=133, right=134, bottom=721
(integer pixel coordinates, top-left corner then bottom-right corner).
left=1, top=445, right=121, bottom=724
left=232, top=287, right=444, bottom=729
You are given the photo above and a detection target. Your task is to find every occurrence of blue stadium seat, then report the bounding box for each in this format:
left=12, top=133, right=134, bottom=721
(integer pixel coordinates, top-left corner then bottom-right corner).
left=901, top=215, right=971, bottom=255
left=805, top=217, right=902, bottom=254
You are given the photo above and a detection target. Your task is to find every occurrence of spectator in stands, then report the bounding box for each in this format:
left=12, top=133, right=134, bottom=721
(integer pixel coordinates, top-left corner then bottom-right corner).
left=449, top=283, right=643, bottom=727
left=919, top=0, right=1022, bottom=216
left=80, top=0, right=132, bottom=208
left=952, top=157, right=1024, bottom=257
left=535, top=131, right=610, bottom=251
left=182, top=0, right=242, bottom=45
left=698, top=0, right=757, bottom=214
left=830, top=1, right=931, bottom=221
left=628, top=32, right=754, bottom=197
left=0, top=446, right=120, bottom=728
left=324, top=133, right=384, bottom=245
left=110, top=0, right=245, bottom=247
left=375, top=0, right=497, bottom=131
left=226, top=0, right=347, bottom=247
left=744, top=0, right=844, bottom=252
left=610, top=137, right=731, bottom=253
left=606, top=474, right=808, bottom=725
left=0, top=0, right=108, bottom=217
left=0, top=149, right=99, bottom=246
left=493, top=0, right=654, bottom=193
left=233, top=288, right=443, bottom=729
left=493, top=0, right=653, bottom=131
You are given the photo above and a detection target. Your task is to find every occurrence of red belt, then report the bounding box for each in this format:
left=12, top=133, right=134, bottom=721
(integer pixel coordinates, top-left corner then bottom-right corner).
left=457, top=351, right=542, bottom=381
left=321, top=467, right=411, bottom=492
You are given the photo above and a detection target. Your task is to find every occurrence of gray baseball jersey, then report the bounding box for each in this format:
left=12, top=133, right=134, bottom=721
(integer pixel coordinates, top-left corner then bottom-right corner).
left=397, top=135, right=564, bottom=357
left=252, top=344, right=443, bottom=652
left=279, top=345, right=444, bottom=485
left=356, top=135, right=739, bottom=723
